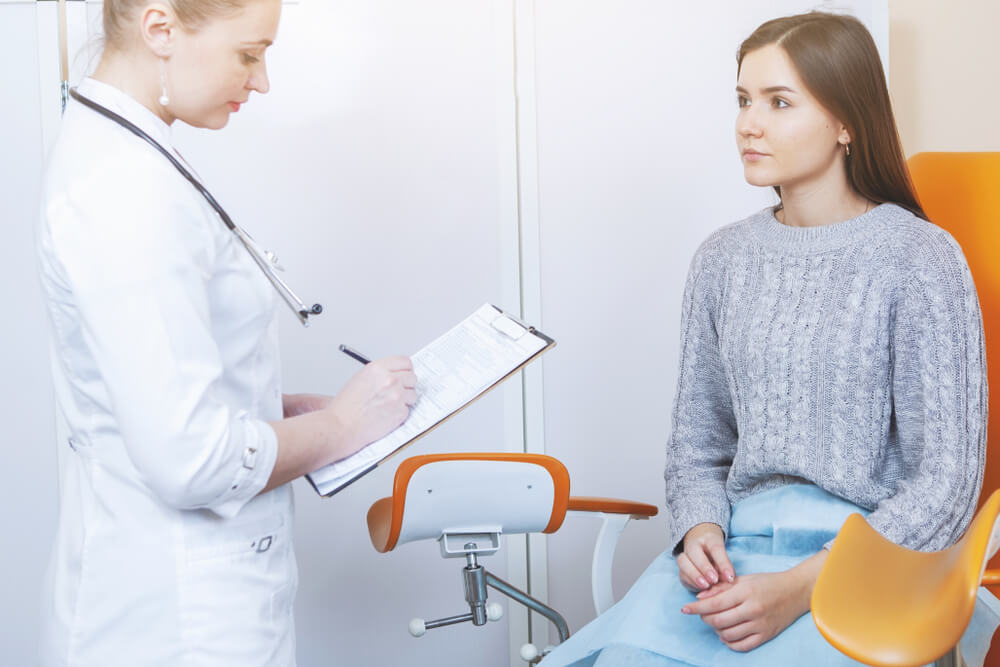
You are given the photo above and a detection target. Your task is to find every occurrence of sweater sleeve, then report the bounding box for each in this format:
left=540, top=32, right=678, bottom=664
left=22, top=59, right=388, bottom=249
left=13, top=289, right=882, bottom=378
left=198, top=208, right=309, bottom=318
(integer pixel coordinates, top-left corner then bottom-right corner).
left=863, top=235, right=987, bottom=551
left=664, top=243, right=739, bottom=554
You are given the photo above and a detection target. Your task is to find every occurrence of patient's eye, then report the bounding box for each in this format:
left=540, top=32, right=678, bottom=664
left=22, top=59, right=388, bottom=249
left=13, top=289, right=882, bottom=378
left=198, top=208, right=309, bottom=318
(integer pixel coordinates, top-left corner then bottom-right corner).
left=737, top=95, right=751, bottom=108
left=772, top=97, right=790, bottom=109
left=241, top=52, right=260, bottom=65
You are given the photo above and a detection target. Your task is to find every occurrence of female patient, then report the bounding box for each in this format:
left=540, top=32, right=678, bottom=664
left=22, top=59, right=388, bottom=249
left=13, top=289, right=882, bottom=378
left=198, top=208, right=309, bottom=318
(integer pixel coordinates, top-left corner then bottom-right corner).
left=543, top=11, right=998, bottom=667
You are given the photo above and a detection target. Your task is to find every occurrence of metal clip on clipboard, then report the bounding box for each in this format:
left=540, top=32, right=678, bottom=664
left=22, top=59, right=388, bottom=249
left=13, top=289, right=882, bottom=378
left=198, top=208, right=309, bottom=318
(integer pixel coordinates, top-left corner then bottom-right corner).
left=490, top=312, right=530, bottom=340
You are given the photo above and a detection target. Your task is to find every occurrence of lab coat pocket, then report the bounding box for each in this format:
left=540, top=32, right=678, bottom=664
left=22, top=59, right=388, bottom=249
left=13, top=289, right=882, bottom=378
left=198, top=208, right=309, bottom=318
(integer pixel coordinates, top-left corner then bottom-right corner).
left=67, top=435, right=95, bottom=456
left=178, top=512, right=295, bottom=666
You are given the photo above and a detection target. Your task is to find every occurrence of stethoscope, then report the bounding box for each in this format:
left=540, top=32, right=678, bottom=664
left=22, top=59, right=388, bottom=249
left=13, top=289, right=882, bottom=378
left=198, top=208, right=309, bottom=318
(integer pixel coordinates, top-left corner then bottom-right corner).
left=69, top=89, right=323, bottom=326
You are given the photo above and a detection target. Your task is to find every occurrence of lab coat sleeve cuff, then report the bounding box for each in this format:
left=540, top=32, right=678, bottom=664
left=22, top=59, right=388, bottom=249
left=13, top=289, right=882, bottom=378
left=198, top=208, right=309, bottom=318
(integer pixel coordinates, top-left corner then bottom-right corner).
left=211, top=420, right=279, bottom=519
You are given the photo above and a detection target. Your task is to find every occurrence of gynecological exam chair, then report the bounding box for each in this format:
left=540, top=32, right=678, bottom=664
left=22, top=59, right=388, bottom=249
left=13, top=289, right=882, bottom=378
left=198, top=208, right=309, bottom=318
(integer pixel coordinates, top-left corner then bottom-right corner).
left=366, top=453, right=658, bottom=664
left=812, top=152, right=1000, bottom=667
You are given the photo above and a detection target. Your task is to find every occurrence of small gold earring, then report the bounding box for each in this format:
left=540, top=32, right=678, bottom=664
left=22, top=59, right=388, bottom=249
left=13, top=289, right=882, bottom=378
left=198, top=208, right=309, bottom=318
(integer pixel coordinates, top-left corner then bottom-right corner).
left=844, top=143, right=851, bottom=157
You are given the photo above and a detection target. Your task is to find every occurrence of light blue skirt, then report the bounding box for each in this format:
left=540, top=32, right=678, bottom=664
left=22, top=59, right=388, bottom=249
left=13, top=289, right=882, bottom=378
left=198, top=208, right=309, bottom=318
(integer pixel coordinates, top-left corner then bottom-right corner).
left=541, top=485, right=1000, bottom=667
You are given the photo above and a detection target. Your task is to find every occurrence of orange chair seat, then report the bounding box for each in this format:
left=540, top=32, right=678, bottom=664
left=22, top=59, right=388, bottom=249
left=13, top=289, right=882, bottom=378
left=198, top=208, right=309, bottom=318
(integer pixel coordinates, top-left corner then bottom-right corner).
left=812, top=490, right=1000, bottom=667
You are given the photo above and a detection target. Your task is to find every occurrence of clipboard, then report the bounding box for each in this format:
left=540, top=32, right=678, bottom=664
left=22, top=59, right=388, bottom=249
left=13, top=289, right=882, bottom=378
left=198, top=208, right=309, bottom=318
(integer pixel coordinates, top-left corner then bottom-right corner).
left=305, top=303, right=555, bottom=497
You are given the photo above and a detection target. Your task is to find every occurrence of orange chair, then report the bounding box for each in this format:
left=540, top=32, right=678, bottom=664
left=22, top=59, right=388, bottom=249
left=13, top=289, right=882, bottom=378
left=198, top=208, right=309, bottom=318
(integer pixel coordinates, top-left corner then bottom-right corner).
left=813, top=491, right=1000, bottom=666
left=365, top=452, right=657, bottom=663
left=811, top=153, right=1000, bottom=666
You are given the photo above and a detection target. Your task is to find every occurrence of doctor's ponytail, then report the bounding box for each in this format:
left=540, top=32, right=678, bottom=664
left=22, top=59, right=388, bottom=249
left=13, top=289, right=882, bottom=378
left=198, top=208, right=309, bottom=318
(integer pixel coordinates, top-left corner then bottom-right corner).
left=103, top=0, right=253, bottom=51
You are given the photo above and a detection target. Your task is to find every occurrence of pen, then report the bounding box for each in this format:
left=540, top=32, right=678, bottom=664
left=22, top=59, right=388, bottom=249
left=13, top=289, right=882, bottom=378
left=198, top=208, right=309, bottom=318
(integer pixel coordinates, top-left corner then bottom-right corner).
left=338, top=344, right=371, bottom=365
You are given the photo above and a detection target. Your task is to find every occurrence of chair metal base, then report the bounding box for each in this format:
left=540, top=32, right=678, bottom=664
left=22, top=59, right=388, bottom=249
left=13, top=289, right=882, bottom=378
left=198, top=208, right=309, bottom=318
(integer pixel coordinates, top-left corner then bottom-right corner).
left=408, top=548, right=570, bottom=664
left=933, top=644, right=966, bottom=667
left=484, top=570, right=569, bottom=643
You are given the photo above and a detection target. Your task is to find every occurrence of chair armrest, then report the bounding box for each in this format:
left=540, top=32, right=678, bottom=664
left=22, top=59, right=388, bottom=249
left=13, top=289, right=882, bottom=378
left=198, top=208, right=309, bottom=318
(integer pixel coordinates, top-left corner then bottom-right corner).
left=567, top=496, right=659, bottom=616
left=567, top=496, right=659, bottom=518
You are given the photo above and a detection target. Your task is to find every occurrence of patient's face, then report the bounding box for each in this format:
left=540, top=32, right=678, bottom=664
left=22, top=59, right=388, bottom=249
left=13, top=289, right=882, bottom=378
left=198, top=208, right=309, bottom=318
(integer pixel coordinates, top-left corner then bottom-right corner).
left=735, top=44, right=847, bottom=191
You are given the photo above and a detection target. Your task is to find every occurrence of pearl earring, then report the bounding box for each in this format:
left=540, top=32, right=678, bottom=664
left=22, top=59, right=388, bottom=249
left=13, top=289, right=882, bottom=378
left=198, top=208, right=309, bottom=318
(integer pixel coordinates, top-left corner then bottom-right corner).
left=158, top=60, right=170, bottom=106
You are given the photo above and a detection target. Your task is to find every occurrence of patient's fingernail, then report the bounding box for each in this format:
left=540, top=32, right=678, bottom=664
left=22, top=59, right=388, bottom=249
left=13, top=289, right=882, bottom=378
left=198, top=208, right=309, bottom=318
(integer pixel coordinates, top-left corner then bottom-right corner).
left=697, top=577, right=708, bottom=589
left=681, top=606, right=691, bottom=614
left=707, top=569, right=718, bottom=584
left=725, top=570, right=735, bottom=582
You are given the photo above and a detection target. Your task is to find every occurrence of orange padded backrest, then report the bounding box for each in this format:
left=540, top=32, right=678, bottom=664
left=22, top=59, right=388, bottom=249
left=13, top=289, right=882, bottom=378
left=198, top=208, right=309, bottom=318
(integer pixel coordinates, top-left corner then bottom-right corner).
left=908, top=152, right=1000, bottom=570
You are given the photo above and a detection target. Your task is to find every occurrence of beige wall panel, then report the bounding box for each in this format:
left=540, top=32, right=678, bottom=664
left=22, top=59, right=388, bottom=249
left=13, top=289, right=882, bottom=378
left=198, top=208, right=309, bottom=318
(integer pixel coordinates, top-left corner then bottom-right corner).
left=890, top=0, right=1000, bottom=156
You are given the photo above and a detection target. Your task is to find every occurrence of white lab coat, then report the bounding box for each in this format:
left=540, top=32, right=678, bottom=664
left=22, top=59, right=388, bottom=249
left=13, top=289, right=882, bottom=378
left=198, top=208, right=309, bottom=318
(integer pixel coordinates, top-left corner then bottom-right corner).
left=37, top=78, right=297, bottom=666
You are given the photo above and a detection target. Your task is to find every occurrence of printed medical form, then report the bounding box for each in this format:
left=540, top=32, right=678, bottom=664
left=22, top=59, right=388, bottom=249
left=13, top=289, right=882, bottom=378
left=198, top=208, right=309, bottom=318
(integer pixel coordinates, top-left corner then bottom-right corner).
left=306, top=304, right=554, bottom=496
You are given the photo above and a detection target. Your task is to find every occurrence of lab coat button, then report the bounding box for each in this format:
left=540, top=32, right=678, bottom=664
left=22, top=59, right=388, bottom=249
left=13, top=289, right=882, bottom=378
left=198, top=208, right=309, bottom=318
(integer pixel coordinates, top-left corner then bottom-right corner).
left=242, top=447, right=258, bottom=470
left=256, top=535, right=273, bottom=553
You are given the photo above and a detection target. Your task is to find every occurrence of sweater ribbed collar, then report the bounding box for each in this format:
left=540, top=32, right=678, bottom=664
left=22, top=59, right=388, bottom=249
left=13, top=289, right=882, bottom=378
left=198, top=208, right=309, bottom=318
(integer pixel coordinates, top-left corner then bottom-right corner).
left=750, top=203, right=900, bottom=256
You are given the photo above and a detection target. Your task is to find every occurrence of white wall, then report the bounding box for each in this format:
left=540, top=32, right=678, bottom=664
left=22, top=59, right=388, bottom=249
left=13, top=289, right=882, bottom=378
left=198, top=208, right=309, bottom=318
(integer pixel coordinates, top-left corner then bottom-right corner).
left=3, top=1, right=885, bottom=665
left=0, top=0, right=58, bottom=658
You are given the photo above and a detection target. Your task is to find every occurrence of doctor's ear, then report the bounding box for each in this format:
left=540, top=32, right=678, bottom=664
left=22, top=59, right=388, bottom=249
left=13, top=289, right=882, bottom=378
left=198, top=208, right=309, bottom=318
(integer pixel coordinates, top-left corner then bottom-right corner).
left=139, top=3, right=178, bottom=58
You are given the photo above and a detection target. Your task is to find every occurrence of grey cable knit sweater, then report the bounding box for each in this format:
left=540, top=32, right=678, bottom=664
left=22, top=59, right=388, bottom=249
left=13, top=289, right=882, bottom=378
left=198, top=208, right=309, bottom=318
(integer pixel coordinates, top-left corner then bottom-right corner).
left=664, top=203, right=987, bottom=554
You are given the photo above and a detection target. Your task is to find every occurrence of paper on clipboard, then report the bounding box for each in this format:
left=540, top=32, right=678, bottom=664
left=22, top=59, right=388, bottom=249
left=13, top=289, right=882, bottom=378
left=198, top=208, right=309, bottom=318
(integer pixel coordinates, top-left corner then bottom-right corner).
left=305, top=303, right=555, bottom=497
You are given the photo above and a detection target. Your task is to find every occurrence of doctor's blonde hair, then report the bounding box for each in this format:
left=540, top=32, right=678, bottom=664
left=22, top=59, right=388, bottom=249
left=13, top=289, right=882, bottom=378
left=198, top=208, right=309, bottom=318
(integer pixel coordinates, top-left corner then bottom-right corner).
left=103, top=0, right=253, bottom=50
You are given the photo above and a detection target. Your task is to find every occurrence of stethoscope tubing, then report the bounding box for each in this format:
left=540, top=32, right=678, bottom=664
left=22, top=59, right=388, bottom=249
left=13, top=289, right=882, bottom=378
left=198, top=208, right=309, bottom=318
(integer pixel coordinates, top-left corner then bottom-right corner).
left=68, top=88, right=322, bottom=326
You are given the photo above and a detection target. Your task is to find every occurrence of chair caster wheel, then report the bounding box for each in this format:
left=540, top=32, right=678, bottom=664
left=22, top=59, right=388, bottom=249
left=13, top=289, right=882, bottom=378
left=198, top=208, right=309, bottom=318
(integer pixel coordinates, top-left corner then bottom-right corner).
left=408, top=618, right=426, bottom=637
left=486, top=601, right=504, bottom=622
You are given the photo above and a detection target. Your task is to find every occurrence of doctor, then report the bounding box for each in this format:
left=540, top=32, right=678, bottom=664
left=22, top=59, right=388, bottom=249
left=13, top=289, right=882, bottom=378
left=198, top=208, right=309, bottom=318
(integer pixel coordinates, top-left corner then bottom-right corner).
left=37, top=1, right=416, bottom=665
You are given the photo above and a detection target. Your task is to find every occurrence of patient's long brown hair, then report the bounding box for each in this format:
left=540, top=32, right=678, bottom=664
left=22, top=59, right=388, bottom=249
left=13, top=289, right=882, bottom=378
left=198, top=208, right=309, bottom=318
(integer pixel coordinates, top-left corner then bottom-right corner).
left=738, top=12, right=925, bottom=219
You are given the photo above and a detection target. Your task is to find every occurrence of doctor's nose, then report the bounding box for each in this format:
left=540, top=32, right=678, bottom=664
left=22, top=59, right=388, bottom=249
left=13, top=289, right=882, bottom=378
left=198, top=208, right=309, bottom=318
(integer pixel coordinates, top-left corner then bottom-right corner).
left=249, top=64, right=270, bottom=95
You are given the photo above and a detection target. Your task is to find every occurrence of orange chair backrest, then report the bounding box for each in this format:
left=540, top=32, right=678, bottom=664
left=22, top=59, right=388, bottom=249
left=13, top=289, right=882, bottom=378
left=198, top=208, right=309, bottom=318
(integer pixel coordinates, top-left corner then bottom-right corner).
left=907, top=152, right=1000, bottom=570
left=366, top=453, right=572, bottom=553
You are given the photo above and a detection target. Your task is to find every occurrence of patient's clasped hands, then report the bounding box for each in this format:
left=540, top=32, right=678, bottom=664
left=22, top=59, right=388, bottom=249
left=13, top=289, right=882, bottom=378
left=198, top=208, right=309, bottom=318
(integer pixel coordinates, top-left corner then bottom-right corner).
left=678, top=523, right=827, bottom=653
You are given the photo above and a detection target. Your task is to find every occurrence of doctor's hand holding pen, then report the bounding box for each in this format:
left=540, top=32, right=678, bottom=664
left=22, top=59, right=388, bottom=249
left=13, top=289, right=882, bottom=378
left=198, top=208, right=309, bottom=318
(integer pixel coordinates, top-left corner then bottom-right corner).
left=263, top=355, right=418, bottom=493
